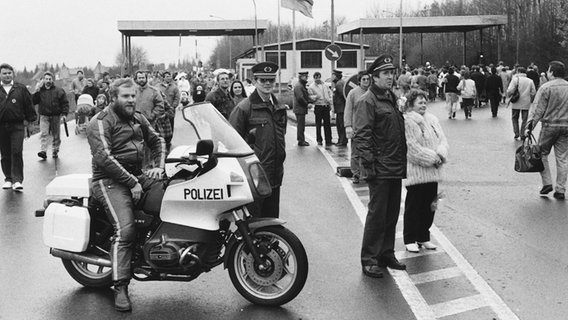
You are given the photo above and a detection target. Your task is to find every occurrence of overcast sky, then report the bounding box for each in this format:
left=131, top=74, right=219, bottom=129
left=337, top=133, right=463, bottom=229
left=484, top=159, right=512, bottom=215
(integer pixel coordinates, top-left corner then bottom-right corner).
left=4, top=0, right=432, bottom=71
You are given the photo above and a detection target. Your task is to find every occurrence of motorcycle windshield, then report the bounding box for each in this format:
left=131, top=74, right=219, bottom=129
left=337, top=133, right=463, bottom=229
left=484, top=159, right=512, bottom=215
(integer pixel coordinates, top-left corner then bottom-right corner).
left=173, top=102, right=254, bottom=157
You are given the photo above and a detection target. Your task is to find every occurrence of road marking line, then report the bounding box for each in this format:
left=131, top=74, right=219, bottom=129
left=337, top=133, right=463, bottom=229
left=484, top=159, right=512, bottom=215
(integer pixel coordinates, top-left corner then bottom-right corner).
left=311, top=135, right=519, bottom=320
left=431, top=294, right=488, bottom=318
left=430, top=224, right=520, bottom=320
left=396, top=249, right=445, bottom=260
left=410, top=267, right=463, bottom=285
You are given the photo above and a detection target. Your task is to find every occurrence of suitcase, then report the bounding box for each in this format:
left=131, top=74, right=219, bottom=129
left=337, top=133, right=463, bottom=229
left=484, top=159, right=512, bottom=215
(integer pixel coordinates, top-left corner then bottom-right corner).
left=336, top=166, right=353, bottom=178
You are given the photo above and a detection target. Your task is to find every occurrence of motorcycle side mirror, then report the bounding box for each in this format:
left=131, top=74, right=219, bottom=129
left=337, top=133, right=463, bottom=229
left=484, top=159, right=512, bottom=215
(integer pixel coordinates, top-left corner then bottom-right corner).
left=196, top=139, right=214, bottom=156
left=247, top=128, right=256, bottom=145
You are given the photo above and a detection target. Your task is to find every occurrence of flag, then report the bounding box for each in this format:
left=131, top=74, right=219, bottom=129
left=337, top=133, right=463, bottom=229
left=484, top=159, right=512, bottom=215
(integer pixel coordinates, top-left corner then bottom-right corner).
left=281, top=0, right=314, bottom=18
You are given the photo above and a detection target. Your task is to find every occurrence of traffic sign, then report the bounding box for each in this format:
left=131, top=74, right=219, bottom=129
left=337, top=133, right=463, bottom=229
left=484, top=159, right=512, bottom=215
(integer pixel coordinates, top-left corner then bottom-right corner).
left=343, top=74, right=359, bottom=98
left=324, top=44, right=342, bottom=61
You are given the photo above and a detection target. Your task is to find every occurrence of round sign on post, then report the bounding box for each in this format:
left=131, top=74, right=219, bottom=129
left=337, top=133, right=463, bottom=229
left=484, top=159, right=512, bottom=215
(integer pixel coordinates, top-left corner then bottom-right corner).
left=343, top=74, right=359, bottom=99
left=324, top=44, right=342, bottom=61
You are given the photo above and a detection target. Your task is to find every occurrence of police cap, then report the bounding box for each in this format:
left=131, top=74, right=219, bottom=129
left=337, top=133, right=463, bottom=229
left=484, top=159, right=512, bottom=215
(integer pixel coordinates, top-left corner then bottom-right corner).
left=251, top=62, right=278, bottom=78
left=367, top=54, right=396, bottom=75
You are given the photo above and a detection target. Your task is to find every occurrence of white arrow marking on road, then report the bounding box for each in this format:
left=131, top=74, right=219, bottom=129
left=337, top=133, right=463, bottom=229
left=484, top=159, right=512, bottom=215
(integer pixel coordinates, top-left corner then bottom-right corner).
left=326, top=48, right=339, bottom=58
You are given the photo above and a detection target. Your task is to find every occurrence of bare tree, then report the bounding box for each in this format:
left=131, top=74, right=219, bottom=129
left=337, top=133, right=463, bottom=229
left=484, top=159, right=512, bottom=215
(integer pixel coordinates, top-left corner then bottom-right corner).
left=114, top=45, right=150, bottom=69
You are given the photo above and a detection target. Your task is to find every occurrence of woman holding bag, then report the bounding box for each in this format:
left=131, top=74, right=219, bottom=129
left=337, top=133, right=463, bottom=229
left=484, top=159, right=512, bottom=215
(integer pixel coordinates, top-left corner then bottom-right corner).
left=507, top=67, right=536, bottom=140
left=402, top=89, right=449, bottom=253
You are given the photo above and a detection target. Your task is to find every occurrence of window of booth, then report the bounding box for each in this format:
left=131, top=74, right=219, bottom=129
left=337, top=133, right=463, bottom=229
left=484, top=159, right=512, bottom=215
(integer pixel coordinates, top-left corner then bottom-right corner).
left=337, top=51, right=357, bottom=68
left=301, top=51, right=322, bottom=68
left=266, top=52, right=287, bottom=69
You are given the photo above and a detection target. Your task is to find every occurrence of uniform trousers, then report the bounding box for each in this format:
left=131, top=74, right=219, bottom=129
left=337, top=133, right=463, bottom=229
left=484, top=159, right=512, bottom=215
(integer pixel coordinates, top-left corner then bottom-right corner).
left=403, top=182, right=438, bottom=244
left=0, top=122, right=25, bottom=183
left=361, top=178, right=401, bottom=266
left=248, top=186, right=281, bottom=218
left=336, top=112, right=347, bottom=144
left=295, top=113, right=306, bottom=143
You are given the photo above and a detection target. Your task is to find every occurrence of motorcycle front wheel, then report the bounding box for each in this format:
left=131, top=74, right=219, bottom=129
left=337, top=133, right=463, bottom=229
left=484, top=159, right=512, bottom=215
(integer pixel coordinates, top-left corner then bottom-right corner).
left=228, top=226, right=308, bottom=306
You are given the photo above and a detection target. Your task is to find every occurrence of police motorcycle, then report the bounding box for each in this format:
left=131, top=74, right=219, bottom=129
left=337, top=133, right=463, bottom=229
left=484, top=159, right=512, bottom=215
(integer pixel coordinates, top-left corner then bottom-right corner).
left=36, top=102, right=308, bottom=306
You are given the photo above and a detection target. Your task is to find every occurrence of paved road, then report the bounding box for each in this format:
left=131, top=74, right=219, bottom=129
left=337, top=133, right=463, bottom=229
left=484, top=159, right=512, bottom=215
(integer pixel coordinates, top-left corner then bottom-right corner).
left=0, top=109, right=414, bottom=320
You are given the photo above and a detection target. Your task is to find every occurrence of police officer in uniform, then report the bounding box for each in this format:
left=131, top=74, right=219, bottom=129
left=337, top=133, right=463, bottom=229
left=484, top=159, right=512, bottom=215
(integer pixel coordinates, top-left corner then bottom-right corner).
left=229, top=62, right=287, bottom=218
left=354, top=54, right=407, bottom=278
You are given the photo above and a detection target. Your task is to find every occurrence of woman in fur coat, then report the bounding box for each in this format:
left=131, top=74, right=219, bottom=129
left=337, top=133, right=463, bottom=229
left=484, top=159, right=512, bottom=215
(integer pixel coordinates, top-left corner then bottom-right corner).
left=402, top=89, right=449, bottom=253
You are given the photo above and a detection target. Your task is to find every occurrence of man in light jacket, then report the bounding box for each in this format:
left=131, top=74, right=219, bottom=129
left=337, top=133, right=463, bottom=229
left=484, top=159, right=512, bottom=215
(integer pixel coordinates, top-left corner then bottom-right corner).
left=527, top=60, right=568, bottom=200
left=308, top=72, right=333, bottom=146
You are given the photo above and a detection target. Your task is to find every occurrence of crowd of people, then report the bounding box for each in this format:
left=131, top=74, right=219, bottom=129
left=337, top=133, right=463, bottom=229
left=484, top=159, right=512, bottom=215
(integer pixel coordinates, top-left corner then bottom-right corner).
left=0, top=54, right=566, bottom=309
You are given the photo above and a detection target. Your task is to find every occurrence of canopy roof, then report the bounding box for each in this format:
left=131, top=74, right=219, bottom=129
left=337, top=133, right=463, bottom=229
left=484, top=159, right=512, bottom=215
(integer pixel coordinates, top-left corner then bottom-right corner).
left=117, top=20, right=268, bottom=37
left=337, top=15, right=507, bottom=35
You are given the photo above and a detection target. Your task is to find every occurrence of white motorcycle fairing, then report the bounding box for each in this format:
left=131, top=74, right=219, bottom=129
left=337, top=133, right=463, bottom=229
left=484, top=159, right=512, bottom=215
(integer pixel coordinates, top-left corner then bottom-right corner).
left=161, top=155, right=254, bottom=231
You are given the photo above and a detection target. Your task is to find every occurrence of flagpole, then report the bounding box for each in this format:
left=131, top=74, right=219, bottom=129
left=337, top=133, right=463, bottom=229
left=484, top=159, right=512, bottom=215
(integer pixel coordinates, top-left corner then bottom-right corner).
left=292, top=9, right=297, bottom=78
left=331, top=0, right=335, bottom=71
left=277, top=0, right=282, bottom=95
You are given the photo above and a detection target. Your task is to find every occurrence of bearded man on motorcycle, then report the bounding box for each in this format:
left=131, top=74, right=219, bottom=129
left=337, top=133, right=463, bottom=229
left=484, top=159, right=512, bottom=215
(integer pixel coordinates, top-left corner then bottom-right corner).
left=86, top=78, right=166, bottom=312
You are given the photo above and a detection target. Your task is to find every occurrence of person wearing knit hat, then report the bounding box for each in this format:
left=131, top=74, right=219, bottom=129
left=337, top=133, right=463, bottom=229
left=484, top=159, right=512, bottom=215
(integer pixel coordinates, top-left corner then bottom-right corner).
left=354, top=53, right=407, bottom=278
left=75, top=94, right=95, bottom=135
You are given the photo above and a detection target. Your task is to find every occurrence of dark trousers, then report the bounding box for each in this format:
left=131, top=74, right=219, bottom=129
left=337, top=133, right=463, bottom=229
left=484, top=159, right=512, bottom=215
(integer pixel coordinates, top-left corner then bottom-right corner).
left=336, top=112, right=347, bottom=144
left=0, top=122, right=25, bottom=183
left=361, top=179, right=402, bottom=266
left=403, top=182, right=438, bottom=244
left=295, top=113, right=306, bottom=143
left=488, top=93, right=501, bottom=116
left=248, top=186, right=281, bottom=218
left=314, top=105, right=332, bottom=143
left=512, top=109, right=529, bottom=138
left=91, top=175, right=158, bottom=281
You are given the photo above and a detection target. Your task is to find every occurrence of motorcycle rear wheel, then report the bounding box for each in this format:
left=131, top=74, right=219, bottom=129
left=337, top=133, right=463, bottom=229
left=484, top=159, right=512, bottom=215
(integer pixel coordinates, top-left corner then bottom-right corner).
left=228, top=226, right=308, bottom=306
left=62, top=259, right=113, bottom=288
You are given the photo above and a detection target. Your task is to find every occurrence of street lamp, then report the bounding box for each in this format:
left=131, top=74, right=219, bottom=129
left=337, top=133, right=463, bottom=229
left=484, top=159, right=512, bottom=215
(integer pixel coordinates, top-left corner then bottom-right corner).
left=209, top=15, right=232, bottom=69
left=252, top=0, right=258, bottom=61
left=382, top=8, right=403, bottom=71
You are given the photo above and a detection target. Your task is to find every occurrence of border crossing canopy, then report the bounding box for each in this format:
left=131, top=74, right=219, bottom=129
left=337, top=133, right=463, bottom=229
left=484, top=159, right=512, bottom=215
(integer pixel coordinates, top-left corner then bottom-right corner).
left=117, top=20, right=268, bottom=73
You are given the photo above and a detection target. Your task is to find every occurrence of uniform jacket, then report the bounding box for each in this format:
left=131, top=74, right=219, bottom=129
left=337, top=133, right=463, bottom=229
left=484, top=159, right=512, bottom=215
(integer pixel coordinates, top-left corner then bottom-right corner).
left=229, top=90, right=287, bottom=187
left=332, top=79, right=346, bottom=113
left=205, top=87, right=235, bottom=119
left=292, top=80, right=310, bottom=114
left=136, top=84, right=165, bottom=123
left=353, top=84, right=407, bottom=179
left=507, top=73, right=536, bottom=110
left=87, top=106, right=165, bottom=189
left=0, top=82, right=37, bottom=123
left=529, top=78, right=568, bottom=127
left=32, top=85, right=69, bottom=116
left=404, top=111, right=448, bottom=186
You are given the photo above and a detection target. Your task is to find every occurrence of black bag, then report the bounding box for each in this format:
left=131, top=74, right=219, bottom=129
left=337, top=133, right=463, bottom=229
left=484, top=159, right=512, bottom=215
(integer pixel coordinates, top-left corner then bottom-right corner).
left=514, top=134, right=544, bottom=173
left=510, top=77, right=520, bottom=103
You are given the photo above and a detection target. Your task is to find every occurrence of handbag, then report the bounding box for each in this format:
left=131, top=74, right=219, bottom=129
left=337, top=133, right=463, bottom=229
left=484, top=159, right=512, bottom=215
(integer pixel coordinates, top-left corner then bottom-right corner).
left=514, top=133, right=544, bottom=172
left=510, top=77, right=520, bottom=103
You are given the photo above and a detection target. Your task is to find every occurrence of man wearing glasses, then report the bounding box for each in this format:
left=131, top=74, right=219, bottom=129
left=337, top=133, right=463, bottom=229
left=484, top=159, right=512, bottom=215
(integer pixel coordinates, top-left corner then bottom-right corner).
left=229, top=62, right=287, bottom=218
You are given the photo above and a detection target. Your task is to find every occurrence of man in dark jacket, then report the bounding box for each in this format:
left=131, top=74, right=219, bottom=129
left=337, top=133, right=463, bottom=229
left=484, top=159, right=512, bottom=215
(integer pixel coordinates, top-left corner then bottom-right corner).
left=0, top=63, right=37, bottom=192
left=87, top=78, right=165, bottom=311
left=32, top=71, right=69, bottom=159
left=333, top=69, right=347, bottom=146
left=470, top=65, right=487, bottom=108
left=229, top=62, right=287, bottom=218
left=293, top=71, right=310, bottom=146
left=485, top=67, right=504, bottom=117
left=354, top=54, right=407, bottom=278
left=205, top=71, right=234, bottom=119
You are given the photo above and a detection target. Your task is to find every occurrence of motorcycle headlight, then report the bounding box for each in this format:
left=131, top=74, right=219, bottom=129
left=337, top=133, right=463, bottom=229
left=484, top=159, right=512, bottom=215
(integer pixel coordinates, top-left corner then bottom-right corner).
left=248, top=162, right=272, bottom=197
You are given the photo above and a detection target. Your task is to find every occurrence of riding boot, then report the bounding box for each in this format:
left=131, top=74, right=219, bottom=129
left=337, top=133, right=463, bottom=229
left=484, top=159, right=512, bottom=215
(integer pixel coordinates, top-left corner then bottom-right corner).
left=113, top=281, right=132, bottom=312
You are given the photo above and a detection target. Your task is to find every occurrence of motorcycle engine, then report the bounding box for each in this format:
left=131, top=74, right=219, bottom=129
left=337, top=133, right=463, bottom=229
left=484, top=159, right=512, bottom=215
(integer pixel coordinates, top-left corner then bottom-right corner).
left=148, top=241, right=181, bottom=267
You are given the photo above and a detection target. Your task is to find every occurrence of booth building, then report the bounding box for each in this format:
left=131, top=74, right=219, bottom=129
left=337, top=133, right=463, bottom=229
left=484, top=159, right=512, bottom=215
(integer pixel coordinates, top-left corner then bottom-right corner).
left=236, top=38, right=369, bottom=84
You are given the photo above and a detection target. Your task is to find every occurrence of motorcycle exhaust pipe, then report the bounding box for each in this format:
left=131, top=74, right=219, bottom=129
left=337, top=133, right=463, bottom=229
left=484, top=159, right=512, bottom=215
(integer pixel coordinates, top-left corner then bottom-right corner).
left=50, top=248, right=112, bottom=267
